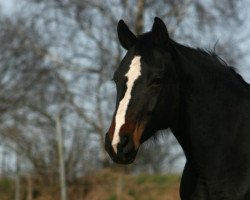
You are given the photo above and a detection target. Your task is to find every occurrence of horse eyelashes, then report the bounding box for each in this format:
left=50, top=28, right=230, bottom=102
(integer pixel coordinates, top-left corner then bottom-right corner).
left=149, top=77, right=162, bottom=86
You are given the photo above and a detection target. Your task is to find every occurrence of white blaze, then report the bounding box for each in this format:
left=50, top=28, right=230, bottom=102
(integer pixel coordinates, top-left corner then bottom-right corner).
left=112, top=56, right=141, bottom=153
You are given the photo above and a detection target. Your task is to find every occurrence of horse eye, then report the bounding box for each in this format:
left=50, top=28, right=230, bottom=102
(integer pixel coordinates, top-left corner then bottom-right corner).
left=150, top=77, right=162, bottom=86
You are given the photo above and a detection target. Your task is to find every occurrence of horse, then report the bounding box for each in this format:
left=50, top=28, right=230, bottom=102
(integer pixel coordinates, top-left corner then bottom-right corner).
left=104, top=17, right=250, bottom=200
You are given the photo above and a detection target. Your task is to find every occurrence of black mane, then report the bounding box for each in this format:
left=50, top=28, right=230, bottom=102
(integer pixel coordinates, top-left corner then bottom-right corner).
left=196, top=48, right=249, bottom=89
left=170, top=39, right=250, bottom=90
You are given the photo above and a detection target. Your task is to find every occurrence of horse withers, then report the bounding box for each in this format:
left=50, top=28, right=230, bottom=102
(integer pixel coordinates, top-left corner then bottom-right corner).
left=105, top=17, right=250, bottom=200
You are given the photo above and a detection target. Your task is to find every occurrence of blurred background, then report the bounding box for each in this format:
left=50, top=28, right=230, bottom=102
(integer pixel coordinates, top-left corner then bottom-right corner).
left=0, top=0, right=249, bottom=200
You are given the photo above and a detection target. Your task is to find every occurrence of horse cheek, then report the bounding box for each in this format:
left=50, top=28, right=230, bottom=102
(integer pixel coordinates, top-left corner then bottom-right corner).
left=147, top=97, right=158, bottom=115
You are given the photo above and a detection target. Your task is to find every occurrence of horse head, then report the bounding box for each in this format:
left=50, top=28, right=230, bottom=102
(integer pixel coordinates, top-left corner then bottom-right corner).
left=105, top=18, right=179, bottom=164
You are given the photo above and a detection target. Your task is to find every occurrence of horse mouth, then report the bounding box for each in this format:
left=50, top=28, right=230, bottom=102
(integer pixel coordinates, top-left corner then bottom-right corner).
left=105, top=133, right=138, bottom=164
left=112, top=152, right=137, bottom=164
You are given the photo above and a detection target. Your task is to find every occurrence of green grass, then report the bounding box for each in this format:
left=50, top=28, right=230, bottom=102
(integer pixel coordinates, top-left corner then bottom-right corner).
left=136, top=174, right=180, bottom=186
left=107, top=194, right=117, bottom=200
left=0, top=178, right=14, bottom=200
left=0, top=178, right=12, bottom=191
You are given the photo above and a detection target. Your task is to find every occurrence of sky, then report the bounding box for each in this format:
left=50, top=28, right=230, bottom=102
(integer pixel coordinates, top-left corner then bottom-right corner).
left=0, top=0, right=16, bottom=15
left=0, top=0, right=249, bottom=82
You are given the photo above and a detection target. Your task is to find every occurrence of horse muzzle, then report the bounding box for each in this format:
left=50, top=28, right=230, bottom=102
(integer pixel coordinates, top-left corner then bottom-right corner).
left=105, top=133, right=138, bottom=164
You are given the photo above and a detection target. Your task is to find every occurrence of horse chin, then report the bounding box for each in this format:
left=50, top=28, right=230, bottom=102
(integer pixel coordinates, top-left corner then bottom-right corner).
left=105, top=134, right=139, bottom=164
left=107, top=146, right=138, bottom=165
left=112, top=151, right=137, bottom=164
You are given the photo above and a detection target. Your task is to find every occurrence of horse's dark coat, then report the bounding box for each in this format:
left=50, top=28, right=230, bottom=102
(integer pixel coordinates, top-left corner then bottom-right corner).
left=105, top=17, right=250, bottom=200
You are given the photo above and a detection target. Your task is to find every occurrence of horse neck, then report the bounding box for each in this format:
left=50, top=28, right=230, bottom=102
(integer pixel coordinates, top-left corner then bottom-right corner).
left=169, top=40, right=250, bottom=168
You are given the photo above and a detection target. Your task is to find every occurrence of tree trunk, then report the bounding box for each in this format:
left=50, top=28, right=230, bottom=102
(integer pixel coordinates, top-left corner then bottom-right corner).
left=56, top=116, right=67, bottom=200
left=26, top=174, right=33, bottom=200
left=135, top=0, right=145, bottom=35
left=116, top=173, right=124, bottom=200
left=15, top=155, right=20, bottom=200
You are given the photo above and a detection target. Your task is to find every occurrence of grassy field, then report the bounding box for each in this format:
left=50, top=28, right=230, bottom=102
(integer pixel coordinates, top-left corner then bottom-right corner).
left=0, top=170, right=181, bottom=200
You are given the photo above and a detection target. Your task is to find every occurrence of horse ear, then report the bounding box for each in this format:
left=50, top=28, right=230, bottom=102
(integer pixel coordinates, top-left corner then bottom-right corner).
left=117, top=20, right=136, bottom=50
left=151, top=17, right=169, bottom=46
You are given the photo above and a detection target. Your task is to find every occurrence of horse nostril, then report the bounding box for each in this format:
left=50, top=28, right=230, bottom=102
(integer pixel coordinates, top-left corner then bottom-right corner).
left=117, top=134, right=135, bottom=159
left=120, top=134, right=129, bottom=147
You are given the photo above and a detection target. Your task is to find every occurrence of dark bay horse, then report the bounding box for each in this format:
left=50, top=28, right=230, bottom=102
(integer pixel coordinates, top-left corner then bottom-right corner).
left=105, top=17, right=250, bottom=199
